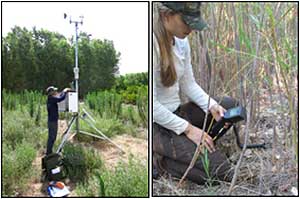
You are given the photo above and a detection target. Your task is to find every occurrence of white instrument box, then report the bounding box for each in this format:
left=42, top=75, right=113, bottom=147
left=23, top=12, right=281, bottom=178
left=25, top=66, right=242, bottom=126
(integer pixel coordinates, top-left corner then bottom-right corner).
left=58, top=92, right=78, bottom=113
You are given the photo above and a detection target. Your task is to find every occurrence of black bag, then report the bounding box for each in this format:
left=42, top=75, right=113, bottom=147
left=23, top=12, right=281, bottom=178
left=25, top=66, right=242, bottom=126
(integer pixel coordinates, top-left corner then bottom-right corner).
left=42, top=153, right=66, bottom=181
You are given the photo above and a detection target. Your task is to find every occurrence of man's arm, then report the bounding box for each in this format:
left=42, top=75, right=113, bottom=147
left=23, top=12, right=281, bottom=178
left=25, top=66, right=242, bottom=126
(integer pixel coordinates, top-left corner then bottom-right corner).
left=48, top=92, right=66, bottom=103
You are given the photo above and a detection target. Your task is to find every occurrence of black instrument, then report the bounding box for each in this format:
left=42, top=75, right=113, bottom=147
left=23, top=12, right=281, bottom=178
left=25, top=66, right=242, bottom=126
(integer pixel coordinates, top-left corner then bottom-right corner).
left=209, top=106, right=266, bottom=149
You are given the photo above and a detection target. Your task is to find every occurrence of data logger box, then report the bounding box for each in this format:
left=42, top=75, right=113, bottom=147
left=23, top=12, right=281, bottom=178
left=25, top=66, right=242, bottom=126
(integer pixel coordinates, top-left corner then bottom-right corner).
left=58, top=92, right=78, bottom=113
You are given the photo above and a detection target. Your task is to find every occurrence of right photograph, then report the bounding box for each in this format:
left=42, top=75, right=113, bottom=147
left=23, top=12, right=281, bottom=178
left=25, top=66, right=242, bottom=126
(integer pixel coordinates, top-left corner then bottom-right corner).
left=152, top=2, right=298, bottom=196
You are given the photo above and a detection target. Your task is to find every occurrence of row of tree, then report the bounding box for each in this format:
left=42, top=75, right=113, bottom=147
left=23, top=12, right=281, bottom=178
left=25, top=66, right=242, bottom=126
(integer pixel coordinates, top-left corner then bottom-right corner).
left=2, top=26, right=120, bottom=96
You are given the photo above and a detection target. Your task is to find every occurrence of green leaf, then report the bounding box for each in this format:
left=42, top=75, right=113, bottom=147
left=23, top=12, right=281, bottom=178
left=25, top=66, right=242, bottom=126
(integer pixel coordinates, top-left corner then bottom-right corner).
left=95, top=171, right=106, bottom=197
left=249, top=14, right=262, bottom=29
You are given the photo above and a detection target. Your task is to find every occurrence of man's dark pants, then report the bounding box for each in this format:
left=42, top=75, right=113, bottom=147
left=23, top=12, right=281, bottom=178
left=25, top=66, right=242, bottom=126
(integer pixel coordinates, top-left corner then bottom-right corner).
left=47, top=121, right=58, bottom=155
left=153, top=96, right=239, bottom=184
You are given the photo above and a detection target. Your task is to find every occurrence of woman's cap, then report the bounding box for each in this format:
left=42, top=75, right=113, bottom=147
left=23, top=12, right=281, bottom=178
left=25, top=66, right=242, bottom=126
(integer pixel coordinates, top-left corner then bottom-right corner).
left=162, top=2, right=207, bottom=31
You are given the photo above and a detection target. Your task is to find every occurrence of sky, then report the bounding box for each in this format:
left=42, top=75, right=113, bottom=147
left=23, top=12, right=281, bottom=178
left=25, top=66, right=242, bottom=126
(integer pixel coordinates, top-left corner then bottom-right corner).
left=2, top=2, right=148, bottom=75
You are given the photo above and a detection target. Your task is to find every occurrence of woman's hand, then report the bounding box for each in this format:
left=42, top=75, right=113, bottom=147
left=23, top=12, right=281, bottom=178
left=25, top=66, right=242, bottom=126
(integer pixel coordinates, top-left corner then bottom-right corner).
left=184, top=123, right=216, bottom=153
left=209, top=104, right=230, bottom=128
left=209, top=104, right=226, bottom=121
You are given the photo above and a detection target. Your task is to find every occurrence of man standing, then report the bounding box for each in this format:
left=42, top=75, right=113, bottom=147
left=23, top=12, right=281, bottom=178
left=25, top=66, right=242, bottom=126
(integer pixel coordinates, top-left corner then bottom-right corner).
left=46, top=86, right=71, bottom=155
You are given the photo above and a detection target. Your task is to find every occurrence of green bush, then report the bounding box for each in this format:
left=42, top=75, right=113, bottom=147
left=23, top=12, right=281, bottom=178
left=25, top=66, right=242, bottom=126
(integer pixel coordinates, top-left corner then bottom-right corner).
left=74, top=156, right=148, bottom=197
left=101, top=156, right=148, bottom=197
left=74, top=172, right=103, bottom=197
left=2, top=142, right=36, bottom=196
left=86, top=90, right=122, bottom=119
left=3, top=109, right=47, bottom=150
left=114, top=72, right=148, bottom=91
left=121, top=105, right=139, bottom=126
left=119, top=85, right=147, bottom=105
left=2, top=90, right=45, bottom=111
left=63, top=143, right=103, bottom=183
left=86, top=73, right=148, bottom=106
left=136, top=86, right=148, bottom=127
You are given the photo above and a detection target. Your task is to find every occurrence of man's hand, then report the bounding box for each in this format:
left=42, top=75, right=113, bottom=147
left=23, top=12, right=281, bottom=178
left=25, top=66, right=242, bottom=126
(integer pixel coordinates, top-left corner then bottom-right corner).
left=184, top=123, right=216, bottom=153
left=63, top=88, right=72, bottom=93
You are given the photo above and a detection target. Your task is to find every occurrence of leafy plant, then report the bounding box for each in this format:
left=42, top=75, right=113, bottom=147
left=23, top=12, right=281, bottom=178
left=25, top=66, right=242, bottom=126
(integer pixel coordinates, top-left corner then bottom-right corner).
left=35, top=103, right=41, bottom=126
left=100, top=155, right=148, bottom=197
left=2, top=142, right=36, bottom=196
left=201, top=148, right=213, bottom=187
left=63, top=143, right=103, bottom=183
left=136, top=86, right=148, bottom=127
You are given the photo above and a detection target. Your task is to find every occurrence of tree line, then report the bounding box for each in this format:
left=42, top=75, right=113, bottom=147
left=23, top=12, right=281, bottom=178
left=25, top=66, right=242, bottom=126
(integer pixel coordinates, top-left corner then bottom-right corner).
left=2, top=26, right=120, bottom=96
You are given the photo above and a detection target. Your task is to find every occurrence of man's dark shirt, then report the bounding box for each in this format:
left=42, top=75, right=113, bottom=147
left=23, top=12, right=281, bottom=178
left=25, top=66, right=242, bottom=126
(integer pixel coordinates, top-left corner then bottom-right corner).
left=47, top=92, right=67, bottom=122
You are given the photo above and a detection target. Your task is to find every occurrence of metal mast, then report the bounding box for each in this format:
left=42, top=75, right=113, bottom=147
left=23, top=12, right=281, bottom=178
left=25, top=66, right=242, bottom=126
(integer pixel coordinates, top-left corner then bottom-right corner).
left=66, top=14, right=83, bottom=133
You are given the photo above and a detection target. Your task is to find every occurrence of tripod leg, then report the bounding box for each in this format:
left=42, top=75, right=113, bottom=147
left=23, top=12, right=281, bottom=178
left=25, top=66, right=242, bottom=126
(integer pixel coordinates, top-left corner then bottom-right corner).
left=82, top=108, right=96, bottom=123
left=56, top=115, right=77, bottom=153
left=81, top=116, right=126, bottom=154
left=79, top=130, right=105, bottom=140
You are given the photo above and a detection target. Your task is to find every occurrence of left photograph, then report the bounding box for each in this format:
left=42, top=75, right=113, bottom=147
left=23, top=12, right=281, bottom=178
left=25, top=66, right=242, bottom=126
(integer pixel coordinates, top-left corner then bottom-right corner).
left=2, top=2, right=149, bottom=197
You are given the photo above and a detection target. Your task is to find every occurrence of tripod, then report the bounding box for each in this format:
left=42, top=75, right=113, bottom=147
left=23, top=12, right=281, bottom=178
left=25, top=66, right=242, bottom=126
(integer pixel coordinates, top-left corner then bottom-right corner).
left=56, top=108, right=125, bottom=154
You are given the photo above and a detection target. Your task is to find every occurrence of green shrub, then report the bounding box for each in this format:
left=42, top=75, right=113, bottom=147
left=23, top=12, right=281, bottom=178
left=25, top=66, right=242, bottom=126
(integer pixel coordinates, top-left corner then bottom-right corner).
left=74, top=172, right=102, bottom=197
left=2, top=142, right=36, bottom=196
left=86, top=90, right=122, bottom=119
left=100, top=156, right=148, bottom=197
left=136, top=86, right=148, bottom=128
left=35, top=104, right=41, bottom=126
left=121, top=105, right=142, bottom=128
left=119, top=85, right=147, bottom=105
left=3, top=113, right=26, bottom=149
left=114, top=72, right=148, bottom=91
left=63, top=143, right=103, bottom=183
left=74, top=156, right=148, bottom=197
left=2, top=90, right=45, bottom=111
left=3, top=109, right=47, bottom=150
left=28, top=98, right=35, bottom=118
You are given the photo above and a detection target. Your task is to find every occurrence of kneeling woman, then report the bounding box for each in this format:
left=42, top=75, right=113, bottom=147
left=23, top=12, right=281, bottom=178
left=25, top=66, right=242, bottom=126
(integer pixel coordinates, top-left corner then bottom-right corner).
left=153, top=2, right=237, bottom=184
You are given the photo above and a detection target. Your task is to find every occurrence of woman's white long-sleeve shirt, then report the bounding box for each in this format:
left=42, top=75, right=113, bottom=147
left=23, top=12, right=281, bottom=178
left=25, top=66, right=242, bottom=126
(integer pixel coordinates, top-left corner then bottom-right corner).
left=153, top=35, right=217, bottom=135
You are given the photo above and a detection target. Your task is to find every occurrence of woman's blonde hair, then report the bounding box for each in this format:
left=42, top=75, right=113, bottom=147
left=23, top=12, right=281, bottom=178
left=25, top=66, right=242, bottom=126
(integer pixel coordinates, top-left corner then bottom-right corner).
left=153, top=3, right=177, bottom=87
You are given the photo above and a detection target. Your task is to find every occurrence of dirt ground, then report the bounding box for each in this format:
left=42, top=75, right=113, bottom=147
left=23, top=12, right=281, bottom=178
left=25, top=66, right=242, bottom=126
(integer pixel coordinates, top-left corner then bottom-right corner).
left=22, top=121, right=148, bottom=197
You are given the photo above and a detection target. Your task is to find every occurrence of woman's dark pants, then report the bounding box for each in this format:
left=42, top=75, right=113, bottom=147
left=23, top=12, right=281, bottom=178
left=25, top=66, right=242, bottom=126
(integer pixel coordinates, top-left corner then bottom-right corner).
left=153, top=96, right=239, bottom=184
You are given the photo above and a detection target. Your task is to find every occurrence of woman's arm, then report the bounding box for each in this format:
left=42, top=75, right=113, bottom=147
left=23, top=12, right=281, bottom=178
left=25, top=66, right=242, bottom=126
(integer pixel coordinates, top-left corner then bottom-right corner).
left=153, top=76, right=189, bottom=135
